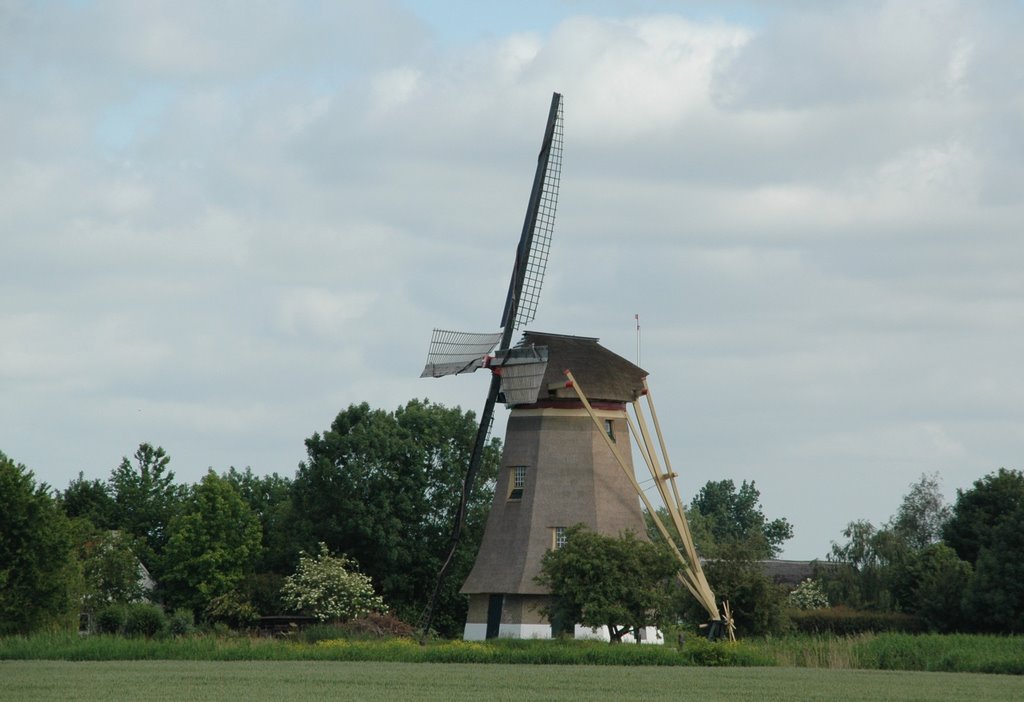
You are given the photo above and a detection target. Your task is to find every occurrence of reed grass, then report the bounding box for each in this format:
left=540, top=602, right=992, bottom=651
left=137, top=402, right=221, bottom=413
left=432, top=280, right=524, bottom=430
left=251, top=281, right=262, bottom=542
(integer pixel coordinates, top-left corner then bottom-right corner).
left=747, top=632, right=1024, bottom=674
left=2, top=631, right=1021, bottom=674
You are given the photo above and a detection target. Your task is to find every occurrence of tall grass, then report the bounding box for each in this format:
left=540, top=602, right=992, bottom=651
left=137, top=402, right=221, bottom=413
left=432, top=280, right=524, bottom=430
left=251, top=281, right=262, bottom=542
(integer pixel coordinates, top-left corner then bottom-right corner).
left=0, top=633, right=769, bottom=667
left=748, top=633, right=1024, bottom=674
left=753, top=633, right=867, bottom=669
left=2, top=632, right=1021, bottom=674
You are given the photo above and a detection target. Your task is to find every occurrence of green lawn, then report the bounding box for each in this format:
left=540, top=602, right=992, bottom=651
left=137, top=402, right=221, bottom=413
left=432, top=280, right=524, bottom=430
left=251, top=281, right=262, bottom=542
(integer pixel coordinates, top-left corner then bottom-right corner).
left=2, top=661, right=1022, bottom=702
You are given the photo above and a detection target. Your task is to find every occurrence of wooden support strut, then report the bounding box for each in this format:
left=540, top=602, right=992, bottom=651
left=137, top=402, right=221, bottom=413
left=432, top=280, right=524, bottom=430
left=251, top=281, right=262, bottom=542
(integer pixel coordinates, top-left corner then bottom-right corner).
left=625, top=402, right=719, bottom=621
left=562, top=370, right=721, bottom=622
left=634, top=380, right=719, bottom=613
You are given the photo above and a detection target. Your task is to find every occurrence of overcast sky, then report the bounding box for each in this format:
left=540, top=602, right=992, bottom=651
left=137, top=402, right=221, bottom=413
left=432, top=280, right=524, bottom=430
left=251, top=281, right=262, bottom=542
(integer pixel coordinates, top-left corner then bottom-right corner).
left=3, top=1, right=1022, bottom=559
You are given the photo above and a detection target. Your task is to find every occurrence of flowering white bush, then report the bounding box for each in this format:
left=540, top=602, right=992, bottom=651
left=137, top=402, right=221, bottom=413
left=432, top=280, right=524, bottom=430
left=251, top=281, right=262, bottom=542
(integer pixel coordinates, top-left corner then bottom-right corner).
left=281, top=543, right=386, bottom=622
left=787, top=578, right=830, bottom=610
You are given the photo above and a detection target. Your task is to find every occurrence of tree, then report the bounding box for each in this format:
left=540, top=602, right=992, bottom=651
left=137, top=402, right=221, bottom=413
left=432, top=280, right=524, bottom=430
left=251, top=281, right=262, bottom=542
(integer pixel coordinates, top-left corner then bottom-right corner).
left=943, top=468, right=1024, bottom=565
left=290, top=399, right=500, bottom=635
left=822, top=474, right=972, bottom=631
left=60, top=472, right=116, bottom=529
left=963, top=501, right=1024, bottom=633
left=907, top=543, right=971, bottom=633
left=0, top=451, right=81, bottom=634
left=159, top=471, right=262, bottom=618
left=222, top=467, right=294, bottom=574
left=890, top=473, right=951, bottom=551
left=281, top=543, right=386, bottom=622
left=688, top=479, right=793, bottom=559
left=824, top=519, right=903, bottom=611
left=78, top=529, right=149, bottom=613
left=223, top=467, right=295, bottom=614
left=536, top=525, right=678, bottom=643
left=108, top=443, right=183, bottom=571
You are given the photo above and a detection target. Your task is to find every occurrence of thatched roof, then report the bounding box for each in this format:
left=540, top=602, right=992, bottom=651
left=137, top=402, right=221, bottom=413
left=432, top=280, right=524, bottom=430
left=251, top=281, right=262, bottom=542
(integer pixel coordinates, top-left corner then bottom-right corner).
left=757, top=560, right=816, bottom=587
left=516, top=332, right=646, bottom=405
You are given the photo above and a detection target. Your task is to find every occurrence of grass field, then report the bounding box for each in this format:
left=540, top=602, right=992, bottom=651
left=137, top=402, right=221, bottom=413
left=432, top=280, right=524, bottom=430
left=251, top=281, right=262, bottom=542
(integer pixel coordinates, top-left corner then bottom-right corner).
left=2, top=660, right=1023, bottom=702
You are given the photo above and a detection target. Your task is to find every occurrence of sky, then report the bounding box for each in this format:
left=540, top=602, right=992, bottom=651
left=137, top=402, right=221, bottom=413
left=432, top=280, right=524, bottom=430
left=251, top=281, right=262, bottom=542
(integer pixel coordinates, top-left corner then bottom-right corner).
left=3, top=0, right=1023, bottom=560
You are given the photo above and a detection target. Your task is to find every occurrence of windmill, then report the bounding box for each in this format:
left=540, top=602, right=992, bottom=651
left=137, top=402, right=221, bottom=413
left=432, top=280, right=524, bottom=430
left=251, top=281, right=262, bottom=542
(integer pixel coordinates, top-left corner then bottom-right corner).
left=420, top=93, right=726, bottom=641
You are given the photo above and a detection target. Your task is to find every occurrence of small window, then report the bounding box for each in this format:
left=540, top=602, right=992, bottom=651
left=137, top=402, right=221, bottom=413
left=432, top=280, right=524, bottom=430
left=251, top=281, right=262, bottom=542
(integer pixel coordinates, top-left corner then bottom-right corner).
left=508, top=466, right=527, bottom=500
left=604, top=419, right=616, bottom=442
left=552, top=526, right=568, bottom=549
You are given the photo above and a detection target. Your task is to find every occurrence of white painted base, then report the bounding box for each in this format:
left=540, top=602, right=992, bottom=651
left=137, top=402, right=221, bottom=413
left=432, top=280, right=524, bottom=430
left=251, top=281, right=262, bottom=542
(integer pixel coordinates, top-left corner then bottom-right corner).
left=574, top=625, right=664, bottom=644
left=463, top=623, right=488, bottom=641
left=464, top=622, right=664, bottom=644
left=463, top=623, right=553, bottom=641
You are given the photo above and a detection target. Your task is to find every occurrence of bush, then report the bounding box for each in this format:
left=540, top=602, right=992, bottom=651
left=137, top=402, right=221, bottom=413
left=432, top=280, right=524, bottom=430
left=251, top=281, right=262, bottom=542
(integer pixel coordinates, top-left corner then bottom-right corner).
left=788, top=578, right=829, bottom=610
left=123, top=603, right=166, bottom=638
left=677, top=637, right=773, bottom=667
left=205, top=592, right=259, bottom=630
left=300, top=612, right=416, bottom=643
left=790, top=606, right=925, bottom=635
left=341, top=612, right=416, bottom=639
left=168, top=609, right=194, bottom=637
left=95, top=605, right=127, bottom=635
left=281, top=543, right=386, bottom=622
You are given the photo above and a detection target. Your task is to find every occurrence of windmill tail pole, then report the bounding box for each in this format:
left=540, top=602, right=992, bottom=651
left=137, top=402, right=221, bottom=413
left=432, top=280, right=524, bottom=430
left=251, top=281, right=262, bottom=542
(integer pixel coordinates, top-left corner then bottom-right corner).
left=419, top=373, right=501, bottom=642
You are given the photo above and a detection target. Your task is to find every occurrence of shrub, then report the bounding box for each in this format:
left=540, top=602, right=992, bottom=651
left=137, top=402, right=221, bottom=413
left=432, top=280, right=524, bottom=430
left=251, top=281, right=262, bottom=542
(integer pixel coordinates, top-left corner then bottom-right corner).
left=95, top=605, right=127, bottom=635
left=281, top=543, right=386, bottom=622
left=298, top=613, right=415, bottom=644
left=790, top=606, right=925, bottom=635
left=168, top=609, right=194, bottom=637
left=788, top=578, right=829, bottom=610
left=123, top=603, right=166, bottom=638
left=341, top=612, right=416, bottom=639
left=676, top=637, right=776, bottom=667
left=205, top=592, right=259, bottom=630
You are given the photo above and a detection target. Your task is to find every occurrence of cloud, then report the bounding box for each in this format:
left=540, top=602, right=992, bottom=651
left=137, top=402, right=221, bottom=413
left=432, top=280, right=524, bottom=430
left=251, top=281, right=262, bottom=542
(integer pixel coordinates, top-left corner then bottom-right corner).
left=273, top=287, right=377, bottom=340
left=2, top=1, right=1023, bottom=560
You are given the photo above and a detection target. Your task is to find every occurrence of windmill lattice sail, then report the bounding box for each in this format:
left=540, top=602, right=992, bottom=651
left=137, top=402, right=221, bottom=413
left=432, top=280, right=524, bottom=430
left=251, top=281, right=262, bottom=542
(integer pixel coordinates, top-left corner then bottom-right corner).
left=511, top=96, right=562, bottom=330
left=420, top=329, right=502, bottom=378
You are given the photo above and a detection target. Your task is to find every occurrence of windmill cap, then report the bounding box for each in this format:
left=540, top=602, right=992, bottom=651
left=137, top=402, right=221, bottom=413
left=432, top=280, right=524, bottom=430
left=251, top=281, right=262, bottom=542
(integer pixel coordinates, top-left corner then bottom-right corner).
left=517, top=331, right=647, bottom=404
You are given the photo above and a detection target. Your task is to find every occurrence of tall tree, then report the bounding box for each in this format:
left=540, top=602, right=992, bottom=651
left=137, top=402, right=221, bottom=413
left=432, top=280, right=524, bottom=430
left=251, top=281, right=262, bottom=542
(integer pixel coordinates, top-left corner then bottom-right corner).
left=290, top=399, right=500, bottom=635
left=823, top=473, right=971, bottom=631
left=108, top=443, right=183, bottom=571
left=688, top=479, right=793, bottom=559
left=964, top=502, right=1024, bottom=633
left=77, top=528, right=149, bottom=613
left=943, top=468, right=1024, bottom=565
left=222, top=467, right=294, bottom=574
left=0, top=451, right=81, bottom=634
left=160, top=471, right=262, bottom=617
left=60, top=472, right=117, bottom=529
left=890, top=472, right=951, bottom=551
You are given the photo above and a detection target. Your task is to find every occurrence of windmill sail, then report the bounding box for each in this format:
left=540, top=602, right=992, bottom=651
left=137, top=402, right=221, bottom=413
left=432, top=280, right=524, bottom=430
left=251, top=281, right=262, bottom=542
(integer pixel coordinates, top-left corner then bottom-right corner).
left=419, top=92, right=563, bottom=638
left=502, top=94, right=563, bottom=332
left=421, top=329, right=502, bottom=378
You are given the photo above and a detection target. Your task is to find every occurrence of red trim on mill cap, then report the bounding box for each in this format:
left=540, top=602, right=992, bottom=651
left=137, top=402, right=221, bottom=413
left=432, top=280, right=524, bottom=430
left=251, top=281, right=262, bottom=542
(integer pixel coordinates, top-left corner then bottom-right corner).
left=512, top=399, right=626, bottom=411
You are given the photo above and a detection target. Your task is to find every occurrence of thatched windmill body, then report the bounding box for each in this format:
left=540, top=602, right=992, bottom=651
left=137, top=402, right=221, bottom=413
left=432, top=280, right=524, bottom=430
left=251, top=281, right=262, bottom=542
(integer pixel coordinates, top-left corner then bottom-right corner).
left=460, top=331, right=655, bottom=640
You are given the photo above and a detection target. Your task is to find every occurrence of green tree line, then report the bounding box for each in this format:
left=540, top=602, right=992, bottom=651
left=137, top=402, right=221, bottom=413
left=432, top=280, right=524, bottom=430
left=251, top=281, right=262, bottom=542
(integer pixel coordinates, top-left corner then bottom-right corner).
left=820, top=469, right=1024, bottom=634
left=0, top=399, right=498, bottom=637
left=3, top=395, right=1023, bottom=638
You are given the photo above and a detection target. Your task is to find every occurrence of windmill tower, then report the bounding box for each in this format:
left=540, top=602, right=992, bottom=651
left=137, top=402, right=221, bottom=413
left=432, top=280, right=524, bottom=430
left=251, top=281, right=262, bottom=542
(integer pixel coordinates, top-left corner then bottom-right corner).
left=420, top=93, right=725, bottom=641
left=460, top=331, right=652, bottom=640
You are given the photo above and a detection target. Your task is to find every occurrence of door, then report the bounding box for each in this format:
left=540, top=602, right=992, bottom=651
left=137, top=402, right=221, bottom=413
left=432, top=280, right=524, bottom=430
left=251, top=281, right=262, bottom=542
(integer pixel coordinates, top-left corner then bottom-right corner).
left=486, top=594, right=503, bottom=639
